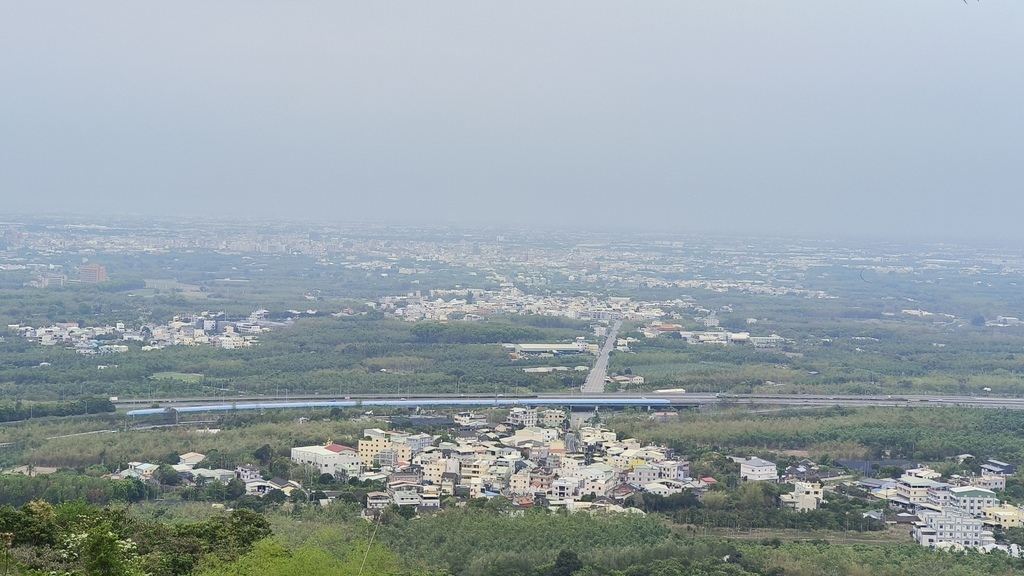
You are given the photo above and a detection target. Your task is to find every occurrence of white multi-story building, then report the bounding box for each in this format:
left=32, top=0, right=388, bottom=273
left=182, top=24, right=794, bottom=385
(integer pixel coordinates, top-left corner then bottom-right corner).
left=291, top=444, right=359, bottom=475
left=657, top=460, right=690, bottom=481
left=551, top=477, right=584, bottom=501
left=948, top=486, right=999, bottom=518
left=926, top=482, right=953, bottom=508
left=914, top=509, right=995, bottom=549
left=740, top=458, right=777, bottom=482
left=507, top=407, right=538, bottom=427
left=578, top=463, right=617, bottom=496
left=628, top=464, right=660, bottom=486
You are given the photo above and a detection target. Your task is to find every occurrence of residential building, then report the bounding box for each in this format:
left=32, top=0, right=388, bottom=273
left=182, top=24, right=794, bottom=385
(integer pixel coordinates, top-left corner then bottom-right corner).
left=984, top=504, right=1024, bottom=529
left=914, top=508, right=995, bottom=548
left=551, top=477, right=584, bottom=501
left=628, top=464, right=660, bottom=487
left=178, top=452, right=206, bottom=467
left=925, top=482, right=953, bottom=508
left=645, top=479, right=687, bottom=497
left=973, top=475, right=1006, bottom=491
left=896, top=476, right=939, bottom=505
left=358, top=429, right=414, bottom=468
left=657, top=460, right=690, bottom=481
left=291, top=443, right=359, bottom=474
left=740, top=458, right=778, bottom=482
left=981, top=460, right=1016, bottom=476
left=780, top=482, right=825, bottom=512
left=509, top=471, right=533, bottom=496
left=540, top=409, right=567, bottom=428
left=507, top=407, right=538, bottom=427
left=366, top=492, right=392, bottom=510
left=948, top=486, right=999, bottom=518
left=235, top=464, right=261, bottom=483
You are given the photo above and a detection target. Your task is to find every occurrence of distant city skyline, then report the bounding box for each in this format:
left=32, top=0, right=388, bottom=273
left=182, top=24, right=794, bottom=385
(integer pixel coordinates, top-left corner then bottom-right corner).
left=2, top=3, right=1022, bottom=243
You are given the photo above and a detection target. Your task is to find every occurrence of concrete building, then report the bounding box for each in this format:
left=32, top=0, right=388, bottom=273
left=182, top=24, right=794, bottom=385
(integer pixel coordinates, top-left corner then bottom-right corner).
left=291, top=443, right=360, bottom=475
left=984, top=504, right=1024, bottom=529
left=657, top=460, right=690, bottom=481
left=358, top=430, right=414, bottom=469
left=780, top=482, right=825, bottom=512
left=540, top=409, right=567, bottom=428
left=948, top=486, right=999, bottom=518
left=896, top=475, right=940, bottom=505
left=628, top=464, right=660, bottom=487
left=507, top=407, right=538, bottom=427
left=740, top=458, right=778, bottom=482
left=79, top=264, right=107, bottom=283
left=914, top=508, right=995, bottom=549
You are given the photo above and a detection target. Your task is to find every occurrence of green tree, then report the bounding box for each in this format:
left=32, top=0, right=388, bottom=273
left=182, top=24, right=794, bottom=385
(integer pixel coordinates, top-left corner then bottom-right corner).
left=155, top=465, right=181, bottom=486
left=81, top=522, right=141, bottom=576
left=253, top=444, right=274, bottom=467
left=225, top=479, right=246, bottom=501
left=552, top=550, right=584, bottom=576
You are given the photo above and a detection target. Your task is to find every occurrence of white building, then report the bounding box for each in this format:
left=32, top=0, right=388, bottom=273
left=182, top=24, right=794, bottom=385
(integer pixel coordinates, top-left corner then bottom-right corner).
left=914, top=508, right=995, bottom=549
left=948, top=486, right=999, bottom=518
left=628, top=464, right=660, bottom=487
left=657, top=460, right=690, bottom=481
left=645, top=479, right=687, bottom=497
left=740, top=457, right=777, bottom=482
left=291, top=443, right=360, bottom=475
left=507, top=407, right=538, bottom=427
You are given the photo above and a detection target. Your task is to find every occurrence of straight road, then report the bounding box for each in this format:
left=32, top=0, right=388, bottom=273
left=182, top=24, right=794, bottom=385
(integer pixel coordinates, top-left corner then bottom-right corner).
left=581, top=320, right=621, bottom=393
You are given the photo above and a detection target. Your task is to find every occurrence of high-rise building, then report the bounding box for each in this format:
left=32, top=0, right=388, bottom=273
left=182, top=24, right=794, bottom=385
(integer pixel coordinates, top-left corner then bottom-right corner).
left=80, top=264, right=107, bottom=283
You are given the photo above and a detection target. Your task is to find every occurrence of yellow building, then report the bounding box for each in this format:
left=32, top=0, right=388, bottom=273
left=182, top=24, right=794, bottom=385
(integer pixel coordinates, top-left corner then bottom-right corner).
left=984, top=504, right=1024, bottom=529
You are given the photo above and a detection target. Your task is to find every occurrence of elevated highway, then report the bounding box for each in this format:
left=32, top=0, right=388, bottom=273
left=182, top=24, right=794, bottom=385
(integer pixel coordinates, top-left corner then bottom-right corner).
left=120, top=392, right=1024, bottom=416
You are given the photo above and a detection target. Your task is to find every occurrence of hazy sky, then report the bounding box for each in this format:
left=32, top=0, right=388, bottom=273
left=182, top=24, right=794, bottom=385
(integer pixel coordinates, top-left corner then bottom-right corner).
left=2, top=3, right=1022, bottom=241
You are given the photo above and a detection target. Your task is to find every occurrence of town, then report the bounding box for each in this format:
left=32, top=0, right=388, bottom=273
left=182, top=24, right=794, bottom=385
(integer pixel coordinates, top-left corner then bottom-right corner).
left=96, top=404, right=1023, bottom=555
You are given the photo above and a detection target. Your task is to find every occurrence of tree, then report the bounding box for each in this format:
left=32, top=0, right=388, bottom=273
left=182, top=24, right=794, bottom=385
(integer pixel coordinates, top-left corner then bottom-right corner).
left=264, top=489, right=287, bottom=504
left=17, top=500, right=57, bottom=546
left=253, top=444, right=274, bottom=467
left=81, top=523, right=139, bottom=576
left=269, top=459, right=292, bottom=480
left=226, top=509, right=272, bottom=550
left=552, top=550, right=584, bottom=576
left=155, top=464, right=181, bottom=486
left=225, top=478, right=246, bottom=500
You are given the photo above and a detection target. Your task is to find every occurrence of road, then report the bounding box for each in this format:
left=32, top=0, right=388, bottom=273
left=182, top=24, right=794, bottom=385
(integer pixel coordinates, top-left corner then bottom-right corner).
left=116, top=391, right=1024, bottom=413
left=581, top=320, right=621, bottom=393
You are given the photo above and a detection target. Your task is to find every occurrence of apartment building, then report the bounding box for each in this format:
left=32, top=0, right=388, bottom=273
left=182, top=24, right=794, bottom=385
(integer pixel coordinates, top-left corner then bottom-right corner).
left=358, top=429, right=414, bottom=468
left=507, top=407, right=538, bottom=427
left=780, top=482, right=825, bottom=512
left=948, top=486, right=999, bottom=518
left=914, top=509, right=995, bottom=548
left=896, top=476, right=939, bottom=505
left=628, top=464, right=660, bottom=486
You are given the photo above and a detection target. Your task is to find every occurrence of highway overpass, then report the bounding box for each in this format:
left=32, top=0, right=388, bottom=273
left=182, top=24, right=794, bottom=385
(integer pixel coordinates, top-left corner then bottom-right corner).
left=122, top=392, right=1024, bottom=416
